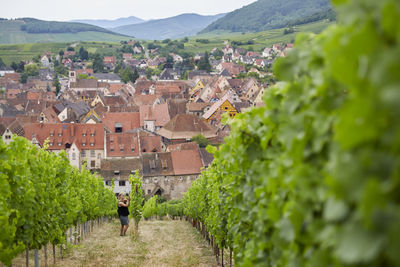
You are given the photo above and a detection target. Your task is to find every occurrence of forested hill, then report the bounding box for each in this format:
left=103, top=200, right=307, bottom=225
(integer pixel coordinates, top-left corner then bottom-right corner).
left=17, top=18, right=117, bottom=34
left=0, top=18, right=130, bottom=44
left=200, top=0, right=332, bottom=33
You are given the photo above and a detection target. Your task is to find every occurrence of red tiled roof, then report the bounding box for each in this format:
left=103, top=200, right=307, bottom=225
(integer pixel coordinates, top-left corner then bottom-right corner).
left=24, top=123, right=104, bottom=151
left=102, top=112, right=140, bottom=133
left=157, top=114, right=218, bottom=140
left=168, top=142, right=199, bottom=152
left=104, top=56, right=116, bottom=64
left=107, top=83, right=125, bottom=94
left=133, top=94, right=161, bottom=106
left=106, top=132, right=140, bottom=157
left=139, top=104, right=170, bottom=127
left=75, top=69, right=94, bottom=75
left=140, top=135, right=162, bottom=153
left=171, top=149, right=203, bottom=175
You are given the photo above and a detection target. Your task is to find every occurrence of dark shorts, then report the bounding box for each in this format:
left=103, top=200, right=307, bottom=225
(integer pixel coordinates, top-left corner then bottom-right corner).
left=119, top=215, right=129, bottom=226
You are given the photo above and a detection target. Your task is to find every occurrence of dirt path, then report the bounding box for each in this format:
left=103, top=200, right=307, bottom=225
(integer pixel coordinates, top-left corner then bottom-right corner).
left=11, top=219, right=217, bottom=267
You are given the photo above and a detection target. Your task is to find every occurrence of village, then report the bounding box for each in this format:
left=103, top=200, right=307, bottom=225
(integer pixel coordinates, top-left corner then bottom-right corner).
left=0, top=40, right=293, bottom=200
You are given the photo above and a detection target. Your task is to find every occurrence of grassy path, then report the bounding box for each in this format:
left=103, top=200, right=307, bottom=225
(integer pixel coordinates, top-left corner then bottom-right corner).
left=10, top=219, right=217, bottom=267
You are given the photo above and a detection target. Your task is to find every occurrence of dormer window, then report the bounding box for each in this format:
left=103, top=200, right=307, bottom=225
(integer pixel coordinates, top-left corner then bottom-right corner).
left=82, top=143, right=86, bottom=147
left=58, top=142, right=62, bottom=146
left=114, top=170, right=120, bottom=175
left=90, top=143, right=94, bottom=147
left=110, top=148, right=114, bottom=152
left=131, top=148, right=135, bottom=152
left=82, top=133, right=87, bottom=137
left=50, top=133, right=54, bottom=137
left=49, top=142, right=53, bottom=146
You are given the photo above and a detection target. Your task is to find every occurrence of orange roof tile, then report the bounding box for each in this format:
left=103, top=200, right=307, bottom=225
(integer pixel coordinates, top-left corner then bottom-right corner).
left=102, top=112, right=140, bottom=133
left=171, top=149, right=203, bottom=175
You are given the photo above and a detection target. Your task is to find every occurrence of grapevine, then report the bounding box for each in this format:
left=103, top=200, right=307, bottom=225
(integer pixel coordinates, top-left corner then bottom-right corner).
left=183, top=0, right=400, bottom=265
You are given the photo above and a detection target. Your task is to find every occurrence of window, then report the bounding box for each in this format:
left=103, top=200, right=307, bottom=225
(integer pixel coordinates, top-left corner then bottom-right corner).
left=131, top=148, right=135, bottom=152
left=119, top=181, right=126, bottom=186
left=49, top=142, right=53, bottom=146
left=90, top=133, right=95, bottom=136
left=150, top=159, right=155, bottom=169
left=97, top=153, right=101, bottom=159
left=130, top=170, right=136, bottom=175
left=82, top=143, right=86, bottom=147
left=72, top=153, right=76, bottom=160
left=147, top=189, right=151, bottom=194
left=58, top=133, right=62, bottom=137
left=50, top=133, right=54, bottom=137
left=82, top=133, right=86, bottom=137
left=110, top=148, right=114, bottom=152
left=105, top=180, right=112, bottom=186
left=90, top=160, right=95, bottom=167
left=90, top=150, right=95, bottom=157
left=120, top=148, right=124, bottom=152
left=81, top=151, right=86, bottom=157
left=90, top=143, right=94, bottom=147
left=114, top=170, right=120, bottom=175
left=58, top=142, right=62, bottom=146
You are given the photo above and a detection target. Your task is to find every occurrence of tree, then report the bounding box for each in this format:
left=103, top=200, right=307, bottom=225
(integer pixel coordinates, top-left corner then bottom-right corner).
left=11, top=61, right=25, bottom=73
left=53, top=77, right=61, bottom=96
left=197, top=51, right=211, bottom=73
left=79, top=47, right=89, bottom=61
left=121, top=67, right=138, bottom=84
left=191, top=134, right=210, bottom=147
left=0, top=57, right=5, bottom=68
left=54, top=63, right=68, bottom=77
left=92, top=53, right=105, bottom=73
left=58, top=50, right=64, bottom=57
left=24, top=64, right=39, bottom=77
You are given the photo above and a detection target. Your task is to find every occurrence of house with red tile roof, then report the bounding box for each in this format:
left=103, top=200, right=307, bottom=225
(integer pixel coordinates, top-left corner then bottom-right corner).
left=157, top=114, right=218, bottom=145
left=139, top=103, right=170, bottom=133
left=24, top=123, right=105, bottom=170
left=140, top=135, right=163, bottom=154
left=105, top=132, right=140, bottom=158
left=102, top=112, right=140, bottom=133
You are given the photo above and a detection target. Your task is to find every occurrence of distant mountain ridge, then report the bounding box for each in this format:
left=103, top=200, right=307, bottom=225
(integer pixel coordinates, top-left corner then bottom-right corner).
left=112, top=13, right=226, bottom=40
left=201, top=0, right=332, bottom=33
left=71, top=16, right=145, bottom=29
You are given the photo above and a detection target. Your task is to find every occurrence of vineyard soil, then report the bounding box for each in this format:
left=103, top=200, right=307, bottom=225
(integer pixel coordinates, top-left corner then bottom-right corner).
left=9, top=219, right=217, bottom=267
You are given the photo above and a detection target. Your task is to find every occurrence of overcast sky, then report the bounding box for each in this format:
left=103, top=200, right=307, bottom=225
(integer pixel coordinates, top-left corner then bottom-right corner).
left=1, top=0, right=257, bottom=21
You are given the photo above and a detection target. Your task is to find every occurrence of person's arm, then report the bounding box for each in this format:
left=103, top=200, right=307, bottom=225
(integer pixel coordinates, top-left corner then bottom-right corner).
left=118, top=201, right=129, bottom=207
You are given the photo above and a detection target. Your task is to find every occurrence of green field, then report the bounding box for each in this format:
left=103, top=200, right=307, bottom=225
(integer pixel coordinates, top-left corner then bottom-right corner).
left=0, top=42, right=125, bottom=64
